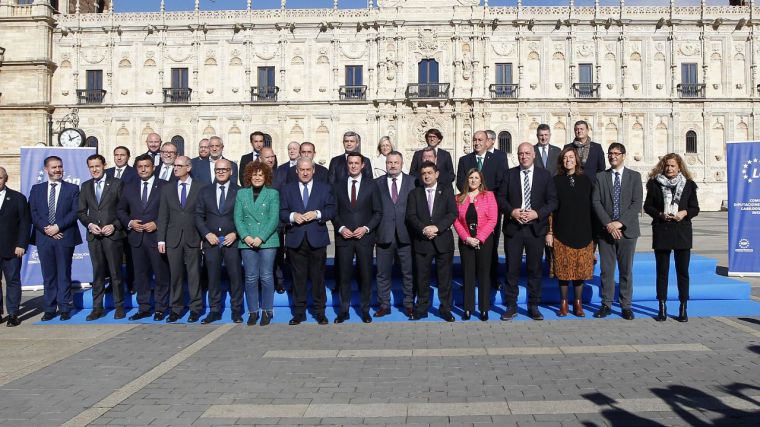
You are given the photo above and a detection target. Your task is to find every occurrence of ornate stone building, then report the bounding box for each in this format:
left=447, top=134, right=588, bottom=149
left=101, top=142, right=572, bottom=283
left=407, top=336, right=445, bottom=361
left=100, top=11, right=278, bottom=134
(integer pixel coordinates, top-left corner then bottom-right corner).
left=0, top=0, right=757, bottom=209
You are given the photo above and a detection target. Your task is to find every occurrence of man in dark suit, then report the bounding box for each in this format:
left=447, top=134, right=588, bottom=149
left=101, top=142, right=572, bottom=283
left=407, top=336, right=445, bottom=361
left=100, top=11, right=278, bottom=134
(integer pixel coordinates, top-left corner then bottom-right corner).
left=409, top=128, right=455, bottom=185
left=280, top=157, right=336, bottom=325
left=406, top=161, right=457, bottom=322
left=78, top=154, right=126, bottom=321
left=195, top=159, right=243, bottom=324
left=29, top=156, right=82, bottom=321
left=592, top=142, right=643, bottom=320
left=497, top=142, right=558, bottom=321
left=485, top=130, right=510, bottom=165
left=332, top=152, right=383, bottom=324
left=192, top=136, right=239, bottom=186
left=533, top=124, right=561, bottom=175
left=106, top=146, right=138, bottom=185
left=274, top=141, right=301, bottom=189
left=155, top=142, right=178, bottom=182
left=194, top=138, right=210, bottom=162
left=157, top=156, right=205, bottom=323
left=564, top=120, right=606, bottom=183
left=287, top=142, right=329, bottom=184
left=240, top=131, right=277, bottom=186
left=374, top=151, right=416, bottom=318
left=138, top=132, right=163, bottom=169
left=328, top=131, right=373, bottom=185
left=0, top=167, right=31, bottom=327
left=117, top=154, right=170, bottom=321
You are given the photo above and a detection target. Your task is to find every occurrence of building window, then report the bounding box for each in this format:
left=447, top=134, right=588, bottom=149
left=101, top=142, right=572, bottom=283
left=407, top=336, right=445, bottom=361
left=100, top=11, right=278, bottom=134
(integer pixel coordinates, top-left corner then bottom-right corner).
left=171, top=135, right=185, bottom=156
left=419, top=59, right=439, bottom=84
left=678, top=63, right=704, bottom=98
left=17, top=0, right=34, bottom=5
left=686, top=130, right=697, bottom=154
left=495, top=63, right=513, bottom=85
left=252, top=66, right=278, bottom=101
left=573, top=63, right=599, bottom=98
left=264, top=133, right=273, bottom=148
left=85, top=136, right=99, bottom=151
left=491, top=63, right=517, bottom=98
left=341, top=65, right=366, bottom=100
left=498, top=131, right=512, bottom=153
left=164, top=68, right=191, bottom=102
left=409, top=59, right=448, bottom=98
left=87, top=70, right=103, bottom=90
left=77, top=70, right=105, bottom=104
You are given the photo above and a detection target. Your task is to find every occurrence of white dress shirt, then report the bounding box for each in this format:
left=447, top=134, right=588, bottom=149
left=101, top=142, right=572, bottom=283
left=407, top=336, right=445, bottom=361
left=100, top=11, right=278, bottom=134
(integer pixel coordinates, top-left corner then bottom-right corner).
left=113, top=166, right=126, bottom=179
left=0, top=188, right=6, bottom=211
left=140, top=176, right=156, bottom=200
left=158, top=163, right=174, bottom=181
left=610, top=166, right=625, bottom=186
left=48, top=180, right=61, bottom=211
left=289, top=180, right=322, bottom=223
left=176, top=176, right=193, bottom=200
left=519, top=167, right=534, bottom=210
left=386, top=173, right=404, bottom=195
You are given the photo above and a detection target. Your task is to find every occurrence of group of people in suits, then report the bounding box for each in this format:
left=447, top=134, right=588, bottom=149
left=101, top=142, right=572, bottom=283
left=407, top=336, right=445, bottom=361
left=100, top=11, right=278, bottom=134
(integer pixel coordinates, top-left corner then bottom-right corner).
left=0, top=121, right=700, bottom=326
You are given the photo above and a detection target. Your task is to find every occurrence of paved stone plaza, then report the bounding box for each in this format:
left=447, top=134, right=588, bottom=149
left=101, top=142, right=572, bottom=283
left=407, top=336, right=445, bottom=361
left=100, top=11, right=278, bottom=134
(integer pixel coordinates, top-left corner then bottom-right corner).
left=1, top=212, right=758, bottom=427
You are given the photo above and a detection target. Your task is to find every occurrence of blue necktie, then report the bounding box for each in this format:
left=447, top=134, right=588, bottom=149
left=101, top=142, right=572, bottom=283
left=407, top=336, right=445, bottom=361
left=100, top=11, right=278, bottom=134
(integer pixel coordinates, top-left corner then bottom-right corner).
left=218, top=185, right=226, bottom=212
left=180, top=183, right=187, bottom=208
left=48, top=183, right=57, bottom=225
left=141, top=182, right=149, bottom=206
left=95, top=180, right=103, bottom=204
left=612, top=172, right=621, bottom=220
left=302, top=183, right=309, bottom=208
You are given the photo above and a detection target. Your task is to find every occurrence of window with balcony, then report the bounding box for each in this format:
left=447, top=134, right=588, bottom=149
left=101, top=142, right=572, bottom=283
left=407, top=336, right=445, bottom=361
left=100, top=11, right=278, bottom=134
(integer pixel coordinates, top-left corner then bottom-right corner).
left=340, top=65, right=366, bottom=100
left=686, top=131, right=698, bottom=154
left=573, top=64, right=599, bottom=98
left=164, top=68, right=191, bottom=103
left=252, top=67, right=278, bottom=101
left=678, top=63, right=705, bottom=98
left=408, top=59, right=449, bottom=99
left=498, top=131, right=512, bottom=153
left=78, top=70, right=105, bottom=104
left=491, top=63, right=517, bottom=98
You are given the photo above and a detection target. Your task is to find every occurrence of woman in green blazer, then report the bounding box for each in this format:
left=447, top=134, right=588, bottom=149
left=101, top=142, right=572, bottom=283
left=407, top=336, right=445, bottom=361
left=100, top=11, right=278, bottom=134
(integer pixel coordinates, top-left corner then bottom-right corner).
left=234, top=161, right=280, bottom=326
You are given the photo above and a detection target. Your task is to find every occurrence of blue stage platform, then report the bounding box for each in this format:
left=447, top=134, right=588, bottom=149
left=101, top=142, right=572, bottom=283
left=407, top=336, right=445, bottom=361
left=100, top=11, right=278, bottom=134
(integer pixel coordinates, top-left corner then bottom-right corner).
left=40, top=253, right=760, bottom=325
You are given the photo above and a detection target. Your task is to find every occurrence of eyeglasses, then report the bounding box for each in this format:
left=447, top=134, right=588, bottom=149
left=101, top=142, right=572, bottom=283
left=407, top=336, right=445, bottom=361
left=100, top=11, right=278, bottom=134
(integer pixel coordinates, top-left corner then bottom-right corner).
left=607, top=152, right=624, bottom=157
left=174, top=164, right=189, bottom=168
left=160, top=150, right=177, bottom=155
left=214, top=168, right=231, bottom=173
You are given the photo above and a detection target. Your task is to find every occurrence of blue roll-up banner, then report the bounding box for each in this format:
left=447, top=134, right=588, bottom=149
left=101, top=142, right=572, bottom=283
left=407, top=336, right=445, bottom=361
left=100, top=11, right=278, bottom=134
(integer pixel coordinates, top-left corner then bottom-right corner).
left=20, top=147, right=96, bottom=288
left=727, top=140, right=760, bottom=276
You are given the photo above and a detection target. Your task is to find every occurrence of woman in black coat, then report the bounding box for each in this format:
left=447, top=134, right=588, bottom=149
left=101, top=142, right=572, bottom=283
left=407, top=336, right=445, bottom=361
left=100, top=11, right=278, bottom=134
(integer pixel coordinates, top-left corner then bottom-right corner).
left=644, top=153, right=700, bottom=322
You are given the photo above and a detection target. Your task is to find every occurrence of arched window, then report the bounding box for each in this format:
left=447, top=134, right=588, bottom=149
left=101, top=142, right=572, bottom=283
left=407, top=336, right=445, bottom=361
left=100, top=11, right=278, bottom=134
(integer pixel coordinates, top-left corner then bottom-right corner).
left=686, top=130, right=697, bottom=154
left=264, top=133, right=273, bottom=148
left=498, top=131, right=512, bottom=153
left=171, top=135, right=185, bottom=156
left=85, top=136, right=99, bottom=152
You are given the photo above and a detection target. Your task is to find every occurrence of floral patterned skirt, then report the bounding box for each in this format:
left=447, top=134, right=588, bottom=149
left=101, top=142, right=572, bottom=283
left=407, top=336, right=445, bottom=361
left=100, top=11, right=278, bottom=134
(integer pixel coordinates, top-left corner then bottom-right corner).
left=551, top=239, right=594, bottom=281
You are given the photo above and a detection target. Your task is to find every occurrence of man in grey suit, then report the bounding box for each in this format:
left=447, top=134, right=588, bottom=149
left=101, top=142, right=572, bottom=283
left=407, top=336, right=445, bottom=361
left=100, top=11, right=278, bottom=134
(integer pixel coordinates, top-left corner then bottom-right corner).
left=157, top=156, right=206, bottom=323
left=374, top=151, right=416, bottom=318
left=533, top=124, right=561, bottom=175
left=78, top=154, right=126, bottom=320
left=592, top=142, right=643, bottom=320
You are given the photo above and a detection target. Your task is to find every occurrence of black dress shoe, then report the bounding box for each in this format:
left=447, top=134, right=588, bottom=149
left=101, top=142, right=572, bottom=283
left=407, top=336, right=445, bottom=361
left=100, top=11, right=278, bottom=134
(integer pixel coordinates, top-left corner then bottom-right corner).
left=334, top=312, right=350, bottom=324
left=405, top=307, right=414, bottom=318
left=441, top=312, right=455, bottom=322
left=260, top=311, right=272, bottom=326
left=315, top=313, right=329, bottom=325
left=59, top=312, right=71, bottom=321
left=656, top=300, right=667, bottom=322
left=232, top=313, right=244, bottom=324
left=6, top=315, right=20, bottom=327
left=593, top=305, right=612, bottom=318
left=275, top=283, right=286, bottom=294
left=500, top=305, right=517, bottom=321
left=41, top=312, right=56, bottom=321
left=621, top=308, right=635, bottom=320
left=409, top=312, right=428, bottom=321
left=247, top=312, right=260, bottom=326
left=187, top=312, right=200, bottom=323
left=114, top=307, right=126, bottom=320
left=288, top=314, right=305, bottom=325
left=155, top=311, right=167, bottom=321
left=361, top=313, right=372, bottom=323
left=480, top=311, right=488, bottom=321
left=201, top=312, right=221, bottom=324
left=0, top=314, right=4, bottom=324
left=527, top=305, right=544, bottom=321
left=86, top=310, right=104, bottom=321
left=165, top=312, right=179, bottom=323
left=461, top=310, right=471, bottom=321
left=129, top=311, right=151, bottom=321
left=676, top=302, right=688, bottom=323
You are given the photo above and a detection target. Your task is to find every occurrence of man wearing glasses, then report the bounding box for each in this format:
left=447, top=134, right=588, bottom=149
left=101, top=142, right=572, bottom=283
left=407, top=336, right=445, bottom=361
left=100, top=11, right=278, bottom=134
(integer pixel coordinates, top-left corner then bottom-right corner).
left=408, top=129, right=455, bottom=185
left=591, top=143, right=643, bottom=320
left=157, top=156, right=206, bottom=323
left=155, top=142, right=178, bottom=182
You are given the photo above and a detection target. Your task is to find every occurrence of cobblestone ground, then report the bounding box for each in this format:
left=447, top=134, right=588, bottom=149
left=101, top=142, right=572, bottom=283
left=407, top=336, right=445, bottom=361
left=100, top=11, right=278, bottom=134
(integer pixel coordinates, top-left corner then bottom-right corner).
left=0, top=213, right=757, bottom=427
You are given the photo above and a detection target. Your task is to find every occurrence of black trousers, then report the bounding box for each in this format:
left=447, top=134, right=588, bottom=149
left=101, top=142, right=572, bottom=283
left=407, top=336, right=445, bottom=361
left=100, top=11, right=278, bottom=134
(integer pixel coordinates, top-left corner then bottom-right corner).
left=505, top=226, right=544, bottom=306
left=88, top=236, right=124, bottom=310
left=131, top=244, right=169, bottom=313
left=336, top=241, right=373, bottom=315
left=288, top=239, right=327, bottom=316
left=204, top=245, right=244, bottom=315
left=274, top=229, right=288, bottom=289
left=0, top=256, right=22, bottom=316
left=167, top=243, right=202, bottom=315
left=655, top=249, right=690, bottom=302
left=490, top=214, right=502, bottom=287
left=459, top=234, right=494, bottom=313
left=413, top=249, right=453, bottom=316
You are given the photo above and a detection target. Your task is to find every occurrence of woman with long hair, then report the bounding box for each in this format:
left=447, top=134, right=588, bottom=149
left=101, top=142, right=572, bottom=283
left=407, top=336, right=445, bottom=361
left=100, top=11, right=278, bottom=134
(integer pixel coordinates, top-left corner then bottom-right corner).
left=234, top=161, right=280, bottom=326
left=546, top=147, right=594, bottom=317
left=452, top=168, right=498, bottom=321
left=644, top=153, right=700, bottom=322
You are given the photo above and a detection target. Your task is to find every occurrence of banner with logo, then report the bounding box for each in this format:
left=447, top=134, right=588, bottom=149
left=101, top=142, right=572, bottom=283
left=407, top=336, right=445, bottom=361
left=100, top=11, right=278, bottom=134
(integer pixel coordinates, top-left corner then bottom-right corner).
left=727, top=140, right=760, bottom=276
left=20, top=147, right=96, bottom=288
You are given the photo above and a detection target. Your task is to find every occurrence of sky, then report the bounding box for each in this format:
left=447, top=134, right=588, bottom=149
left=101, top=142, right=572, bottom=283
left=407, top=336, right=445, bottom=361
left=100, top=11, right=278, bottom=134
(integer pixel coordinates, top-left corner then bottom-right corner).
left=117, top=0, right=708, bottom=13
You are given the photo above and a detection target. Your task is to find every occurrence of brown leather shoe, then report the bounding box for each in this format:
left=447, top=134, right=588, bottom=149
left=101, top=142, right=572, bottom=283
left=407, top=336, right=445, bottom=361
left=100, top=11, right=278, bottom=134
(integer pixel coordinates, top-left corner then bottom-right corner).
left=558, top=299, right=568, bottom=317
left=573, top=300, right=585, bottom=317
left=374, top=307, right=390, bottom=318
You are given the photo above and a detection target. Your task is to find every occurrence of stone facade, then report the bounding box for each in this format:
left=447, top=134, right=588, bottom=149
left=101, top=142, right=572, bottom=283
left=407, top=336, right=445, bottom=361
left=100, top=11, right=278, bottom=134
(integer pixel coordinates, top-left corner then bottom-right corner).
left=0, top=0, right=757, bottom=209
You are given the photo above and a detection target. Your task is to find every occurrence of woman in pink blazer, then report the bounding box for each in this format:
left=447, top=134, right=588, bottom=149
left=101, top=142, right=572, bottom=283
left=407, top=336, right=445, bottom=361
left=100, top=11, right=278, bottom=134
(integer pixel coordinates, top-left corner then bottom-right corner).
left=453, top=168, right=498, bottom=321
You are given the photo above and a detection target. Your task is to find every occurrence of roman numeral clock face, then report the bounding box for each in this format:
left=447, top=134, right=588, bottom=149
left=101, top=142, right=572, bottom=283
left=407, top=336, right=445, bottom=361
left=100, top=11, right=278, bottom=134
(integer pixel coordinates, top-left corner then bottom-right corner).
left=59, top=128, right=85, bottom=147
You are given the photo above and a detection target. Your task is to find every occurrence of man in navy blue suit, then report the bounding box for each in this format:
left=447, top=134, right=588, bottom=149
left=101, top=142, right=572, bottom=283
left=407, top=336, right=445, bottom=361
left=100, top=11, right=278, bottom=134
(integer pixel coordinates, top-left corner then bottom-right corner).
left=287, top=142, right=329, bottom=184
left=0, top=167, right=31, bottom=327
left=274, top=141, right=300, bottom=189
left=29, top=156, right=83, bottom=321
left=497, top=142, right=558, bottom=321
left=564, top=120, right=606, bottom=183
left=280, top=157, right=335, bottom=325
left=328, top=131, right=373, bottom=185
left=117, top=154, right=170, bottom=321
left=106, top=146, right=138, bottom=185
left=191, top=136, right=239, bottom=186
